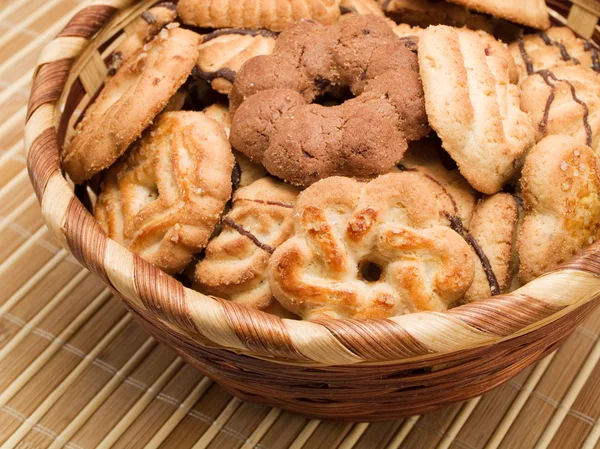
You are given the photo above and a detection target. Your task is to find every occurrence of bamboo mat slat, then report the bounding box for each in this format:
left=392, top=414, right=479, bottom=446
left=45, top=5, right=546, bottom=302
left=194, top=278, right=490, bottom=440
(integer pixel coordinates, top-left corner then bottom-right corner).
left=2, top=1, right=600, bottom=448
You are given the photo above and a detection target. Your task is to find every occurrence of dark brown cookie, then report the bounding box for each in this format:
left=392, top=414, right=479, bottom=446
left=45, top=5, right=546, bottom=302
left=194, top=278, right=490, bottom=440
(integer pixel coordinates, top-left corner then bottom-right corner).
left=229, top=15, right=429, bottom=187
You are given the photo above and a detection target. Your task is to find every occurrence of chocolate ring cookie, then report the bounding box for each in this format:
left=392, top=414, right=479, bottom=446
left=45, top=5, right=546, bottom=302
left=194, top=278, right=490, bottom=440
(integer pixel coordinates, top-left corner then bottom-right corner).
left=95, top=111, right=234, bottom=274
left=63, top=27, right=200, bottom=184
left=230, top=14, right=429, bottom=187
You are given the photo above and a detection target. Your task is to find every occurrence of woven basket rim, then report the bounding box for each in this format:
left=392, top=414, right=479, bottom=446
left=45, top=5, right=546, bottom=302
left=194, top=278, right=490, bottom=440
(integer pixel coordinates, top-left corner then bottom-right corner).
left=25, top=0, right=600, bottom=366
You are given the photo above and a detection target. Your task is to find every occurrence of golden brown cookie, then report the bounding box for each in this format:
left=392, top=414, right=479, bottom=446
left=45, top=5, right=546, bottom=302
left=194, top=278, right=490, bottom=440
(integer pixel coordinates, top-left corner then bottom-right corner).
left=202, top=103, right=231, bottom=135
left=196, top=29, right=277, bottom=95
left=520, top=66, right=600, bottom=153
left=445, top=0, right=549, bottom=30
left=395, top=138, right=477, bottom=227
left=268, top=172, right=474, bottom=320
left=63, top=27, right=200, bottom=184
left=230, top=15, right=428, bottom=187
left=462, top=194, right=519, bottom=303
left=380, top=0, right=495, bottom=33
left=518, top=135, right=600, bottom=283
left=110, top=2, right=178, bottom=70
left=510, top=27, right=600, bottom=84
left=95, top=111, right=234, bottom=274
left=178, top=0, right=341, bottom=31
left=418, top=25, right=535, bottom=194
left=467, top=28, right=518, bottom=84
left=195, top=178, right=300, bottom=311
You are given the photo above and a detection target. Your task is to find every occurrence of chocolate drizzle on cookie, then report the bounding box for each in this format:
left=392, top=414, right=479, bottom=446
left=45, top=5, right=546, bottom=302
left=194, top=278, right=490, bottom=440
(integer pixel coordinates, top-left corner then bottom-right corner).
left=537, top=69, right=592, bottom=147
left=399, top=164, right=500, bottom=294
left=584, top=41, right=600, bottom=73
left=520, top=32, right=600, bottom=75
left=201, top=28, right=279, bottom=43
left=539, top=31, right=580, bottom=64
left=518, top=38, right=535, bottom=75
left=194, top=66, right=237, bottom=83
left=141, top=11, right=157, bottom=24
left=446, top=214, right=501, bottom=296
left=223, top=217, right=275, bottom=254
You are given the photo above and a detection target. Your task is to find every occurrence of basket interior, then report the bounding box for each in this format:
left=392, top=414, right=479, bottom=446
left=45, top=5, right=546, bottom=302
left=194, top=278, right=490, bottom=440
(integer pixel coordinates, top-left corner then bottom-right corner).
left=45, top=0, right=600, bottom=366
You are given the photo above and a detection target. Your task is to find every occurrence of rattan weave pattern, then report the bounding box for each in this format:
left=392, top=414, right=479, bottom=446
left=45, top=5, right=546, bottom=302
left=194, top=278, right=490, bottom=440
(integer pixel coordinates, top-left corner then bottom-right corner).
left=5, top=0, right=600, bottom=438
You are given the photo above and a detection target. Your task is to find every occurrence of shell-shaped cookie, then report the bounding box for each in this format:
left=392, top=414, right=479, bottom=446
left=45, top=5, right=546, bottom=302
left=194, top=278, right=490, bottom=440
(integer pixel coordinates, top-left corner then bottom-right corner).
left=63, top=27, right=200, bottom=184
left=178, top=0, right=341, bottom=31
left=418, top=25, right=535, bottom=194
left=196, top=30, right=277, bottom=95
left=518, top=135, right=600, bottom=283
left=520, top=66, right=600, bottom=154
left=510, top=27, right=600, bottom=84
left=110, top=3, right=178, bottom=70
left=95, top=111, right=234, bottom=274
left=195, top=178, right=300, bottom=312
left=268, top=172, right=475, bottom=320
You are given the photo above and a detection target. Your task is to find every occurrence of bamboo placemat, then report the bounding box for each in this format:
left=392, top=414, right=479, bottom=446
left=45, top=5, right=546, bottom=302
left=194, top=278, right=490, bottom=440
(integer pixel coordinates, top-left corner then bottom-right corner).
left=2, top=1, right=600, bottom=448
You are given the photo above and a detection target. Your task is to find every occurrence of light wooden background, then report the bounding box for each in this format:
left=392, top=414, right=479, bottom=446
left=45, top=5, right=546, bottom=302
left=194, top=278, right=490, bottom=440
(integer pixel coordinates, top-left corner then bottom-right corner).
left=2, top=1, right=600, bottom=448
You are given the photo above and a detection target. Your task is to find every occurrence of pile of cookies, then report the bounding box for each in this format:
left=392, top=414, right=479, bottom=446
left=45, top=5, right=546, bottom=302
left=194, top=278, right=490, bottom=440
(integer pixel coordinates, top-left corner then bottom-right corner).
left=62, top=0, right=600, bottom=320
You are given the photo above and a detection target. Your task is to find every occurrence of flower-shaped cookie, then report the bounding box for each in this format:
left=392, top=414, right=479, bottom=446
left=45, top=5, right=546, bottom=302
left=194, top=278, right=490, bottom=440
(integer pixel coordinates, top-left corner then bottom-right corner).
left=268, top=173, right=475, bottom=319
left=95, top=111, right=234, bottom=274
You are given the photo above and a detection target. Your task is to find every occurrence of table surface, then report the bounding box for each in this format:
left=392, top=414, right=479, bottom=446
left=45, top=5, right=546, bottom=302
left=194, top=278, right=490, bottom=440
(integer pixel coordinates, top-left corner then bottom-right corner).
left=2, top=1, right=600, bottom=448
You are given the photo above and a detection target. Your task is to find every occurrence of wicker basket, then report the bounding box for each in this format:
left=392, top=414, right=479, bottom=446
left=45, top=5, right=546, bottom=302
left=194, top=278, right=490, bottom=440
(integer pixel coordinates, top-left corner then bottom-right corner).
left=25, top=0, right=600, bottom=421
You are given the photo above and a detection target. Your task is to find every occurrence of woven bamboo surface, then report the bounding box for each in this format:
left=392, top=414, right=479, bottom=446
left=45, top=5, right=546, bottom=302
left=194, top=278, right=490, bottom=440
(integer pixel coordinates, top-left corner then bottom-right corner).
left=4, top=0, right=600, bottom=447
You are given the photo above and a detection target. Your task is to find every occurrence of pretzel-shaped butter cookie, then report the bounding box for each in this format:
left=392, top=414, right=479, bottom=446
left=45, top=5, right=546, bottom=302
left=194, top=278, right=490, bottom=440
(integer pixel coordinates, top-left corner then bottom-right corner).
left=268, top=172, right=475, bottom=319
left=95, top=111, right=234, bottom=274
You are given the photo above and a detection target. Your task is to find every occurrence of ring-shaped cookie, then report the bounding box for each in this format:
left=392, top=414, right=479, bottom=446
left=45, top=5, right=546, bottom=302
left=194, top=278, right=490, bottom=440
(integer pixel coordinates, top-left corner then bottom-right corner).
left=95, top=111, right=234, bottom=274
left=229, top=14, right=429, bottom=187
